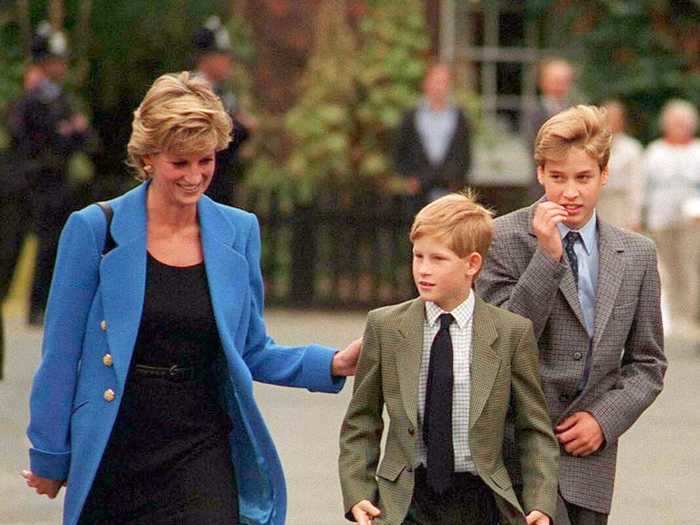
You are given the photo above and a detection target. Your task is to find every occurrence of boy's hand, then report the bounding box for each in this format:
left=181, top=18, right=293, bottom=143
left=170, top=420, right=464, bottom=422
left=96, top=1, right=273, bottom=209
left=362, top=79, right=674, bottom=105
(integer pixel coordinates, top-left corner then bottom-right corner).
left=332, top=337, right=363, bottom=376
left=555, top=411, right=605, bottom=456
left=21, top=470, right=64, bottom=498
left=526, top=510, right=550, bottom=525
left=351, top=500, right=381, bottom=524
left=532, top=202, right=568, bottom=261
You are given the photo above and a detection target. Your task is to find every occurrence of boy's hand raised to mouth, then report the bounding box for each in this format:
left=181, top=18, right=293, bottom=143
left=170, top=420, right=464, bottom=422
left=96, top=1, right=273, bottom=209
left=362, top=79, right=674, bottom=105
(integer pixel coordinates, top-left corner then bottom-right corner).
left=533, top=201, right=568, bottom=261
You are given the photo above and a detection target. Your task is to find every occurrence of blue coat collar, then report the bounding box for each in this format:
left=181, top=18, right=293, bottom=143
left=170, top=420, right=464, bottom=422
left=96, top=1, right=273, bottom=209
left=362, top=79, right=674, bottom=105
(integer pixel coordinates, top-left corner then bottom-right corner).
left=99, top=182, right=247, bottom=391
left=107, top=180, right=239, bottom=247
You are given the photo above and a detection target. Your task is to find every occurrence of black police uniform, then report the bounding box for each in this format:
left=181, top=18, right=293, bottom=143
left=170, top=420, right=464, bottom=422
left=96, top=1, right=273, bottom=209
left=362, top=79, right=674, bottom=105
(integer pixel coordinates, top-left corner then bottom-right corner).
left=0, top=92, right=37, bottom=378
left=11, top=26, right=95, bottom=326
left=193, top=17, right=251, bottom=205
left=206, top=82, right=250, bottom=205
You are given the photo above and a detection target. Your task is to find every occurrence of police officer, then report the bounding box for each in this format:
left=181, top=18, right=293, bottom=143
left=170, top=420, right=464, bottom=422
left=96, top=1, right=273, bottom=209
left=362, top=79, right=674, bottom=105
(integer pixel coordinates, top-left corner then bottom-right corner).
left=193, top=16, right=255, bottom=204
left=0, top=65, right=47, bottom=378
left=11, top=22, right=95, bottom=326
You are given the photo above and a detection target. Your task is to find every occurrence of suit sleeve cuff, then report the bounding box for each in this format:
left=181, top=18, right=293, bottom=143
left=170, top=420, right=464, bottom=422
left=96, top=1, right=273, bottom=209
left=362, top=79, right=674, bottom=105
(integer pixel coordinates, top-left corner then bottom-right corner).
left=29, top=448, right=70, bottom=481
left=532, top=246, right=566, bottom=275
left=303, top=344, right=345, bottom=393
left=585, top=405, right=616, bottom=448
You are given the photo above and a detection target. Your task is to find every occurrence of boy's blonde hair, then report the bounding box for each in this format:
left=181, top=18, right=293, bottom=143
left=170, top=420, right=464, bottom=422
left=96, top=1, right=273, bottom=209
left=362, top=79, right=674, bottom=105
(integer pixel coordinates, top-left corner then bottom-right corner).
left=534, top=104, right=612, bottom=170
left=410, top=192, right=494, bottom=260
left=127, top=71, right=232, bottom=180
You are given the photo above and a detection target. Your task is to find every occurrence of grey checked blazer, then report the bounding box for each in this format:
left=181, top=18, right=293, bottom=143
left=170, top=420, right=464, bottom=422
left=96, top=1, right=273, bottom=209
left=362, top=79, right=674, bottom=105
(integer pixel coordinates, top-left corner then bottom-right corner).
left=478, top=201, right=667, bottom=514
left=338, top=297, right=559, bottom=524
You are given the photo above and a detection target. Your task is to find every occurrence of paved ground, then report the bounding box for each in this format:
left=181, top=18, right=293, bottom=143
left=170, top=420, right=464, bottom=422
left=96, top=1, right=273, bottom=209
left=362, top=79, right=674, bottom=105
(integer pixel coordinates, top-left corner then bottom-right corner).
left=1, top=308, right=698, bottom=524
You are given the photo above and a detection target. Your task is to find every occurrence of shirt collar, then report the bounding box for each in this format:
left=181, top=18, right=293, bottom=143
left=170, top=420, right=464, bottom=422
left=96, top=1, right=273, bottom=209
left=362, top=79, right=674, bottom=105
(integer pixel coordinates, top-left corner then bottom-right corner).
left=425, top=291, right=475, bottom=330
left=418, top=98, right=454, bottom=115
left=557, top=211, right=598, bottom=255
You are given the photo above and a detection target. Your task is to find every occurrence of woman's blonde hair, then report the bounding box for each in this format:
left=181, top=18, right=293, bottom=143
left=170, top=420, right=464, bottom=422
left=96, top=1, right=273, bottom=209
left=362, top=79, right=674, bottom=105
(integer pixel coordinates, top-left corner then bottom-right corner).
left=410, top=191, right=494, bottom=260
left=534, top=104, right=612, bottom=171
left=127, top=71, right=232, bottom=180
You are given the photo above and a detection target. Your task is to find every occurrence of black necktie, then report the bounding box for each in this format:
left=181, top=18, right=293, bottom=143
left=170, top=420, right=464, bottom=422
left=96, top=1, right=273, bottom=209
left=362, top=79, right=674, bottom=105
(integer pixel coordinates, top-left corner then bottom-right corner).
left=564, top=231, right=582, bottom=288
left=424, top=313, right=454, bottom=493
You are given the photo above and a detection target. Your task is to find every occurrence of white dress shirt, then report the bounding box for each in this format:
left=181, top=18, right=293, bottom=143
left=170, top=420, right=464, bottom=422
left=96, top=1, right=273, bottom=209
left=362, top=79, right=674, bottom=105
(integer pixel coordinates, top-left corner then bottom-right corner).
left=415, top=100, right=458, bottom=166
left=416, top=292, right=476, bottom=473
left=642, top=139, right=700, bottom=231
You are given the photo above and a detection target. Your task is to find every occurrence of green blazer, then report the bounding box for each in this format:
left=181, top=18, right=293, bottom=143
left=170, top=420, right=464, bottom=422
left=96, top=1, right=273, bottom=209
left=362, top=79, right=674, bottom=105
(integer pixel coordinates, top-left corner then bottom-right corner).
left=339, top=297, right=559, bottom=524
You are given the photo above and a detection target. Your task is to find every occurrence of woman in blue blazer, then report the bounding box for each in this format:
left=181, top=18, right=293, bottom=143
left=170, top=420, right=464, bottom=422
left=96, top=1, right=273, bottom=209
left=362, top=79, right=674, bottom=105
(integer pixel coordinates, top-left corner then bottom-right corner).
left=23, top=72, right=360, bottom=524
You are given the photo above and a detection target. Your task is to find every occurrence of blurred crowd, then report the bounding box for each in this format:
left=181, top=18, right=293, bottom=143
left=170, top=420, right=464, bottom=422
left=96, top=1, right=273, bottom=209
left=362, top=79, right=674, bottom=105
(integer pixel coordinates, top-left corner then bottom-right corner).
left=395, top=57, right=700, bottom=336
left=0, top=17, right=255, bottom=379
left=1, top=21, right=699, bottom=381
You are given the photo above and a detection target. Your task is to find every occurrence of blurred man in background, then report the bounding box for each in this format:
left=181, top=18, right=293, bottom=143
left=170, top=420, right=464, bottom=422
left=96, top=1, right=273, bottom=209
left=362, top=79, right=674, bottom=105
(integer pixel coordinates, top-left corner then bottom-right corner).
left=1, top=65, right=49, bottom=378
left=193, top=16, right=256, bottom=205
left=525, top=58, right=576, bottom=197
left=394, top=62, right=472, bottom=215
left=9, top=22, right=95, bottom=327
left=641, top=99, right=700, bottom=331
left=597, top=100, right=644, bottom=230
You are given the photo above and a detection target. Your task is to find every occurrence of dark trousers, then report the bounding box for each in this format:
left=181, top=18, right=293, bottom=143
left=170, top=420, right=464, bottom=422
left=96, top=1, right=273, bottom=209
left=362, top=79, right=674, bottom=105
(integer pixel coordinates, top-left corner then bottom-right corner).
left=403, top=467, right=500, bottom=525
left=557, top=495, right=608, bottom=525
left=29, top=186, right=72, bottom=324
left=0, top=189, right=31, bottom=300
left=0, top=313, right=4, bottom=380
left=0, top=188, right=33, bottom=377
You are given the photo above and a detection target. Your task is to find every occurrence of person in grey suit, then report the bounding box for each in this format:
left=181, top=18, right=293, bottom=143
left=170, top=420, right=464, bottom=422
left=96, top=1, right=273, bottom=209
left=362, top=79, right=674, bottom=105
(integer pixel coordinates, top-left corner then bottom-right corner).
left=478, top=105, right=667, bottom=525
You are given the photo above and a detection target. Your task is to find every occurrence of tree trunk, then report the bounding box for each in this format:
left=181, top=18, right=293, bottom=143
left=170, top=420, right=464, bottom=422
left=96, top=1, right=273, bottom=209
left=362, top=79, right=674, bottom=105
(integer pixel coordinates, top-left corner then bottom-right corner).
left=48, top=0, right=64, bottom=30
left=75, top=0, right=93, bottom=84
left=17, top=0, right=31, bottom=60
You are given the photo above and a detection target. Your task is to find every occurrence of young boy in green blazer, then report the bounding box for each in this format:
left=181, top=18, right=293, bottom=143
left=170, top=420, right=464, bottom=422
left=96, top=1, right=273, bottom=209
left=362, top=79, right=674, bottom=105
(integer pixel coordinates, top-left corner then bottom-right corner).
left=339, top=193, right=559, bottom=524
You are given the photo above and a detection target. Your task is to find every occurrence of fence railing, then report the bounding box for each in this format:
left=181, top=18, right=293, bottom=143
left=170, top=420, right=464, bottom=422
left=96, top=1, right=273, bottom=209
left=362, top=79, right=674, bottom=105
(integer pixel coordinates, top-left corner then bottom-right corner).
left=239, top=185, right=529, bottom=309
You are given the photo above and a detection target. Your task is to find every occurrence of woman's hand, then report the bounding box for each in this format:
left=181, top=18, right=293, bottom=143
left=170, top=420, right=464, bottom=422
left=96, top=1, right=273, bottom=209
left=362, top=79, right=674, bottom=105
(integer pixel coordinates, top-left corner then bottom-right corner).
left=332, top=337, right=363, bottom=376
left=22, top=470, right=65, bottom=499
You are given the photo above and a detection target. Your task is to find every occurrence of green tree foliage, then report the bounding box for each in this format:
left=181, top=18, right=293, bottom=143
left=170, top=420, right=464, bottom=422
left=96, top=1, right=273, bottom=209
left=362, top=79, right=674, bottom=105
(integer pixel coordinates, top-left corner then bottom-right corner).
left=280, top=0, right=428, bottom=203
left=0, top=8, right=26, bottom=149
left=0, top=1, right=247, bottom=191
left=529, top=0, right=700, bottom=142
left=354, top=0, right=429, bottom=181
left=284, top=1, right=358, bottom=204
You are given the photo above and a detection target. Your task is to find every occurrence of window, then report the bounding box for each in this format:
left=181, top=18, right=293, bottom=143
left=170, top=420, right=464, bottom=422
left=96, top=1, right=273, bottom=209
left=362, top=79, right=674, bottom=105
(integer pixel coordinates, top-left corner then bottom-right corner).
left=440, top=0, right=551, bottom=185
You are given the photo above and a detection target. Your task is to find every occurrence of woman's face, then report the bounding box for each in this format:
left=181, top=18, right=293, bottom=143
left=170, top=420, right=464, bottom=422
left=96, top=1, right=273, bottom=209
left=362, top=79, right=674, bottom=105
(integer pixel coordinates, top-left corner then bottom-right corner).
left=145, top=150, right=216, bottom=207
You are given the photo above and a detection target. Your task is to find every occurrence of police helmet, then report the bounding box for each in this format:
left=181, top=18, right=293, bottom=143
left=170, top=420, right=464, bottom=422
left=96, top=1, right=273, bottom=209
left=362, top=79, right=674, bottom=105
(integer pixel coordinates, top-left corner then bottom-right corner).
left=193, top=16, right=232, bottom=56
left=31, top=21, right=68, bottom=62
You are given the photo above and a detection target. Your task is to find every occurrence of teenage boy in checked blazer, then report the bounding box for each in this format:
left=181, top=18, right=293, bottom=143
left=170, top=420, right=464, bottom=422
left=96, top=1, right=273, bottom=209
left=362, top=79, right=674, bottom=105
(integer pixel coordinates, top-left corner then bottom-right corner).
left=339, top=194, right=559, bottom=525
left=478, top=105, right=667, bottom=525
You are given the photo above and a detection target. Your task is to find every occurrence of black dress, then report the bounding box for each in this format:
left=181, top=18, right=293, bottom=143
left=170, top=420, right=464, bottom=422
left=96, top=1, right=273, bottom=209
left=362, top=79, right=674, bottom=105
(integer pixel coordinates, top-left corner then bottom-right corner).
left=79, top=254, right=238, bottom=524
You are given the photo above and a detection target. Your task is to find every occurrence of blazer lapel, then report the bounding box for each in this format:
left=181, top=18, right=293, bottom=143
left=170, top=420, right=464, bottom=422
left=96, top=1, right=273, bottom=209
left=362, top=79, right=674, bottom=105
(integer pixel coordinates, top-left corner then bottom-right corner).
left=469, top=298, right=501, bottom=428
left=198, top=197, right=249, bottom=355
left=396, top=299, right=426, bottom=430
left=99, top=183, right=148, bottom=391
left=99, top=186, right=250, bottom=391
left=592, top=221, right=625, bottom=345
left=559, top=272, right=588, bottom=331
left=527, top=201, right=588, bottom=332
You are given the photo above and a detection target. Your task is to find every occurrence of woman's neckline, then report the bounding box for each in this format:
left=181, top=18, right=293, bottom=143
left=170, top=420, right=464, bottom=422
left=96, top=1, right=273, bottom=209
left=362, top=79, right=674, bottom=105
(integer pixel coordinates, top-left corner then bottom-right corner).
left=147, top=252, right=204, bottom=269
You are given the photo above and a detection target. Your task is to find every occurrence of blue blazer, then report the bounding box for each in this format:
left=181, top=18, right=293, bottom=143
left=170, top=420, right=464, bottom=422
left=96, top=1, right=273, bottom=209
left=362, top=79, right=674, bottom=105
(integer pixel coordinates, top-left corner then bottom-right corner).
left=28, top=182, right=344, bottom=525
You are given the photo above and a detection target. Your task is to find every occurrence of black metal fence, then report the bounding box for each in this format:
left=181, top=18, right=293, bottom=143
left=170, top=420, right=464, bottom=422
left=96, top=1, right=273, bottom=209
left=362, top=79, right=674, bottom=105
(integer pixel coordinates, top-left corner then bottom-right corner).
left=240, top=185, right=529, bottom=310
